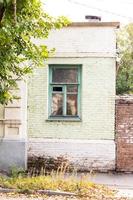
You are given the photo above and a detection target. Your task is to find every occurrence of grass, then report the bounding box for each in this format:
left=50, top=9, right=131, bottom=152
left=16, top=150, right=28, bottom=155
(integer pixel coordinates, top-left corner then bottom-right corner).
left=0, top=172, right=117, bottom=199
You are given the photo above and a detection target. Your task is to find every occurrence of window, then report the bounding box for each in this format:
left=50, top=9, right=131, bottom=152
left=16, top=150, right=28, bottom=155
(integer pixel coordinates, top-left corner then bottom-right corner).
left=49, top=65, right=81, bottom=119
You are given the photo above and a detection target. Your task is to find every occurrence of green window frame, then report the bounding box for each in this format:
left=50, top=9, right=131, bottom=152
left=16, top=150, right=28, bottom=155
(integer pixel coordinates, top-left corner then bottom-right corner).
left=48, top=65, right=81, bottom=119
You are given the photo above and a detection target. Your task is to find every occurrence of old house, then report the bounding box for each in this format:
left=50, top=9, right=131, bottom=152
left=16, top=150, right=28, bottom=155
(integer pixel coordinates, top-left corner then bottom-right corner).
left=28, top=17, right=120, bottom=171
left=0, top=17, right=121, bottom=172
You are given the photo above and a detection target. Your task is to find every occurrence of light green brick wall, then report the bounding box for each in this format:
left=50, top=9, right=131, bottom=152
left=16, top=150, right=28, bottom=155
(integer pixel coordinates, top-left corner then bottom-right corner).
left=28, top=57, right=116, bottom=140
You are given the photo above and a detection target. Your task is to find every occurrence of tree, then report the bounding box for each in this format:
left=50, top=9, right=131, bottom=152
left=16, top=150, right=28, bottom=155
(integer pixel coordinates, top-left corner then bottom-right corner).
left=116, top=23, right=133, bottom=94
left=0, top=0, right=69, bottom=104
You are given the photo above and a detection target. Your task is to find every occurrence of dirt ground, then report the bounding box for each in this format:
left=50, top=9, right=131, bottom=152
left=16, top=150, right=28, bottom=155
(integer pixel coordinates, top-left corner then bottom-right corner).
left=0, top=193, right=130, bottom=200
left=0, top=193, right=78, bottom=200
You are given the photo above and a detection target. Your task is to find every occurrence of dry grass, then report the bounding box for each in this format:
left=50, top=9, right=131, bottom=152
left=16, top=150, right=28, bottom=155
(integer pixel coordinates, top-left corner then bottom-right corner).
left=0, top=172, right=117, bottom=199
left=0, top=168, right=130, bottom=200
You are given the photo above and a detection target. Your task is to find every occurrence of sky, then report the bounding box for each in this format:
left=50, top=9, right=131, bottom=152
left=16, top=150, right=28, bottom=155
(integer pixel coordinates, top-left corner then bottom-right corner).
left=43, top=0, right=133, bottom=25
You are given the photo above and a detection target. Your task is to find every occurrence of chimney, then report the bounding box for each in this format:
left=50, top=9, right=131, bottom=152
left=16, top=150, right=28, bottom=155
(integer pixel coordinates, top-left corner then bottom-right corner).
left=85, top=15, right=101, bottom=22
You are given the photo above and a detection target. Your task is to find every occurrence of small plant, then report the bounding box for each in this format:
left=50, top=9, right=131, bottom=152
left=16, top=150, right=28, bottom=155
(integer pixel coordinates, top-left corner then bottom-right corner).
left=9, top=166, right=27, bottom=178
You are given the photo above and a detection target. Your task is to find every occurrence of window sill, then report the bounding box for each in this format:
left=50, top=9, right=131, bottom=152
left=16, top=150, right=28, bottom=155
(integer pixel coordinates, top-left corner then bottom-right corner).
left=46, top=117, right=81, bottom=122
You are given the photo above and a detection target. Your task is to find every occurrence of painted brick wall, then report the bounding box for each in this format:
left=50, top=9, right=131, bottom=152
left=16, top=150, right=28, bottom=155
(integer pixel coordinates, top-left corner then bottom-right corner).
left=116, top=95, right=133, bottom=172
left=38, top=26, right=116, bottom=56
left=28, top=138, right=115, bottom=172
left=27, top=24, right=117, bottom=171
left=28, top=57, right=116, bottom=140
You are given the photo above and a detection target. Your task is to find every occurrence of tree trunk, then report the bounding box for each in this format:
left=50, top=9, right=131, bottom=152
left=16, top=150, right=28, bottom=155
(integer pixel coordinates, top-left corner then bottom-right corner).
left=12, top=0, right=16, bottom=24
left=0, top=4, right=5, bottom=23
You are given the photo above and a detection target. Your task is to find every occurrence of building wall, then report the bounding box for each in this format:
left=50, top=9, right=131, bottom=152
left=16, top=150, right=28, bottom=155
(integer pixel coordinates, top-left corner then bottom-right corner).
left=28, top=57, right=116, bottom=140
left=0, top=81, right=27, bottom=171
left=28, top=139, right=115, bottom=172
left=38, top=26, right=116, bottom=57
left=116, top=96, right=133, bottom=172
left=28, top=57, right=116, bottom=171
left=28, top=24, right=117, bottom=171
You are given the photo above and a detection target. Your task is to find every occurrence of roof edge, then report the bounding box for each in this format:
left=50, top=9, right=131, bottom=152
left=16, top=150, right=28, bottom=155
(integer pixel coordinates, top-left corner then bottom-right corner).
left=68, top=22, right=120, bottom=28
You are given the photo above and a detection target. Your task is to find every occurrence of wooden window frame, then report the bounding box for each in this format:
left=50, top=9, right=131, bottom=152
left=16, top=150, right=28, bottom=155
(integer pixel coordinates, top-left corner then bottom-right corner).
left=48, top=64, right=81, bottom=121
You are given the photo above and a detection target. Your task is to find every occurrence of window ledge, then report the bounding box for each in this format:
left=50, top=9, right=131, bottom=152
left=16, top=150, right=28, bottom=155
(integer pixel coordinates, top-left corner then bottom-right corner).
left=46, top=117, right=81, bottom=122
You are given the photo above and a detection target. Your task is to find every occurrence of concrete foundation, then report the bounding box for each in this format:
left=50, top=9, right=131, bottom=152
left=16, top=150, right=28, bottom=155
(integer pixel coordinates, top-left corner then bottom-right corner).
left=0, top=80, right=27, bottom=171
left=0, top=140, right=27, bottom=171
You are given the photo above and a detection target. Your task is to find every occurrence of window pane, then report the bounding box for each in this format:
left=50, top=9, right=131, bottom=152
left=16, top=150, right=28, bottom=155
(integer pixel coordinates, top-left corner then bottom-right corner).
left=53, top=87, right=63, bottom=92
left=67, top=85, right=78, bottom=93
left=67, top=94, right=77, bottom=116
left=51, top=93, right=63, bottom=116
left=52, top=68, right=78, bottom=83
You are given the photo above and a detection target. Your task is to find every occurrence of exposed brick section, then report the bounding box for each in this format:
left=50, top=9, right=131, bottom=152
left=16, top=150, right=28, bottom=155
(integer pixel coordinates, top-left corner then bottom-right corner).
left=116, top=95, right=133, bottom=172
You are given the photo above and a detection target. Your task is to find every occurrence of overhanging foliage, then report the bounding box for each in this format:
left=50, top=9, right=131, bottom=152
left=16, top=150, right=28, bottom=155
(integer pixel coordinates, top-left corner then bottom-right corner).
left=116, top=23, right=133, bottom=94
left=0, top=0, right=69, bottom=104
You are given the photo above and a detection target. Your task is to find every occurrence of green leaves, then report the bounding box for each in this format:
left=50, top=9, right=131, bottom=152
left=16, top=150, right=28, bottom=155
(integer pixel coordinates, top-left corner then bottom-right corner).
left=116, top=23, right=133, bottom=95
left=0, top=0, right=69, bottom=104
